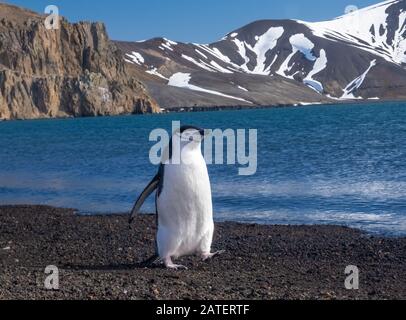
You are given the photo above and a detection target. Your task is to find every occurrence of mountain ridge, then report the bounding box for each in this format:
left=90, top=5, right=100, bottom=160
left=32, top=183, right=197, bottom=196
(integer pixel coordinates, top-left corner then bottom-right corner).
left=117, top=0, right=406, bottom=109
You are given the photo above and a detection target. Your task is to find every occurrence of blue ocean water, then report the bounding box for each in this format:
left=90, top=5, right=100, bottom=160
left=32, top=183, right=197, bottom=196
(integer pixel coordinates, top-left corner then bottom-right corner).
left=1, top=102, right=406, bottom=236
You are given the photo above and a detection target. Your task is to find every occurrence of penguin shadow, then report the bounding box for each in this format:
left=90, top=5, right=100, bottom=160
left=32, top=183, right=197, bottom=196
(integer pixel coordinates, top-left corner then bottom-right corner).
left=61, top=253, right=225, bottom=272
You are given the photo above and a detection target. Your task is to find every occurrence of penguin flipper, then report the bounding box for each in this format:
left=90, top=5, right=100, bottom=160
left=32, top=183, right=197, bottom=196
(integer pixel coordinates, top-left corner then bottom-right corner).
left=129, top=174, right=160, bottom=225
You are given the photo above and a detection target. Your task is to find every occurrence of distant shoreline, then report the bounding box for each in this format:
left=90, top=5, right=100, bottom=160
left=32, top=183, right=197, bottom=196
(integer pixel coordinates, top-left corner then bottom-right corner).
left=159, top=99, right=406, bottom=114
left=1, top=99, right=406, bottom=122
left=1, top=205, right=405, bottom=300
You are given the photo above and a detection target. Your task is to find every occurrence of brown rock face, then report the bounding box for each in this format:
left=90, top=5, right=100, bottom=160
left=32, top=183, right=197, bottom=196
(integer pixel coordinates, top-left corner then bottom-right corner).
left=0, top=4, right=160, bottom=120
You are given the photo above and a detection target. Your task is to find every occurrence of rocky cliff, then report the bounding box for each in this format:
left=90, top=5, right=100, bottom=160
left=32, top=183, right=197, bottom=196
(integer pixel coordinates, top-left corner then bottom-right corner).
left=0, top=3, right=160, bottom=120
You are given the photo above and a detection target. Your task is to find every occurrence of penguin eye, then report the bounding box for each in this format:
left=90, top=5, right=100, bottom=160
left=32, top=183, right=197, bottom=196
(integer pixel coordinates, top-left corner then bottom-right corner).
left=189, top=136, right=194, bottom=142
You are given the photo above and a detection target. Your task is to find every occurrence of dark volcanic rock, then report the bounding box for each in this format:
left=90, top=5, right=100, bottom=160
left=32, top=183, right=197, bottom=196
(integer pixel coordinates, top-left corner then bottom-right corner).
left=0, top=205, right=405, bottom=300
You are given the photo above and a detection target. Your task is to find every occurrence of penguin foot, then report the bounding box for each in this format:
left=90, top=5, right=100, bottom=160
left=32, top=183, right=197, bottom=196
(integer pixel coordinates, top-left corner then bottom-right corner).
left=202, top=250, right=225, bottom=261
left=166, top=264, right=188, bottom=271
left=164, top=257, right=188, bottom=270
left=140, top=254, right=161, bottom=268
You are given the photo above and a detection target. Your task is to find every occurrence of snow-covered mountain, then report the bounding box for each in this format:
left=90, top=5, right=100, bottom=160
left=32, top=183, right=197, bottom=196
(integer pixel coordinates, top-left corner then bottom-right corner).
left=116, top=0, right=406, bottom=108
left=301, top=0, right=406, bottom=65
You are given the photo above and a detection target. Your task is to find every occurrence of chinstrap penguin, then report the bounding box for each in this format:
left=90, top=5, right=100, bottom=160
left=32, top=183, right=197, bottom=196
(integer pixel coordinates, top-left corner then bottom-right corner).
left=129, top=125, right=224, bottom=270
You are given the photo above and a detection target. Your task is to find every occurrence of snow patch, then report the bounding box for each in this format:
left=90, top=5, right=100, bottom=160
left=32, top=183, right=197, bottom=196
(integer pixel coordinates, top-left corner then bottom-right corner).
left=290, top=34, right=316, bottom=61
left=168, top=73, right=252, bottom=103
left=298, top=102, right=323, bottom=106
left=195, top=44, right=243, bottom=72
left=238, top=85, right=249, bottom=92
left=210, top=60, right=234, bottom=73
left=161, top=38, right=177, bottom=52
left=182, top=54, right=216, bottom=72
left=250, top=27, right=284, bottom=74
left=195, top=49, right=208, bottom=59
left=162, top=43, right=174, bottom=51
left=232, top=39, right=251, bottom=72
left=165, top=38, right=178, bottom=45
left=146, top=67, right=168, bottom=80
left=303, top=49, right=328, bottom=93
left=276, top=34, right=316, bottom=78
left=125, top=51, right=145, bottom=65
left=341, top=60, right=377, bottom=99
left=232, top=27, right=284, bottom=75
left=211, top=47, right=232, bottom=63
left=393, top=11, right=406, bottom=64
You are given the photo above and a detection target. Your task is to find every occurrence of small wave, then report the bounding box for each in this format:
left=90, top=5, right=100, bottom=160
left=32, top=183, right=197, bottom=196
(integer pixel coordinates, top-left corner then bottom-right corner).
left=212, top=179, right=406, bottom=200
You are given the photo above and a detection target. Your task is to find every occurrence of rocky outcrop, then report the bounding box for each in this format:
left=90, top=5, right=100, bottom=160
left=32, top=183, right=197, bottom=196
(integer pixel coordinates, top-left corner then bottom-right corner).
left=0, top=4, right=160, bottom=120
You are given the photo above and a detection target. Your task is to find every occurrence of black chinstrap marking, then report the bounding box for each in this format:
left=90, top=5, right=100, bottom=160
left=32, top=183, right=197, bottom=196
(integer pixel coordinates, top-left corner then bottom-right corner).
left=168, top=127, right=205, bottom=160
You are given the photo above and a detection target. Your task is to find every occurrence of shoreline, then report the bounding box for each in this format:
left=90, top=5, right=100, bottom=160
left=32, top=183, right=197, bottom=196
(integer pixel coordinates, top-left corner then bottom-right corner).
left=1, top=99, right=405, bottom=122
left=1, top=205, right=405, bottom=300
left=159, top=98, right=406, bottom=114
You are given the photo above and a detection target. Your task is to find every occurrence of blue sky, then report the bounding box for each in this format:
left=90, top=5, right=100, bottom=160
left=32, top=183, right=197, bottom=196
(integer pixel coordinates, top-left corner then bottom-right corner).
left=8, top=0, right=380, bottom=43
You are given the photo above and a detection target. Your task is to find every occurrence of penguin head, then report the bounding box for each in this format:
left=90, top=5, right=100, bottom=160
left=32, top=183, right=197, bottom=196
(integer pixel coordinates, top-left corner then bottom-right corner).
left=162, top=125, right=208, bottom=163
left=170, top=126, right=206, bottom=151
left=177, top=125, right=206, bottom=145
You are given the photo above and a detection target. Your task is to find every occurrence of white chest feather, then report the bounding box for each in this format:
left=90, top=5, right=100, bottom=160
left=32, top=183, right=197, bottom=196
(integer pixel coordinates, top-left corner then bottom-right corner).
left=156, top=149, right=213, bottom=257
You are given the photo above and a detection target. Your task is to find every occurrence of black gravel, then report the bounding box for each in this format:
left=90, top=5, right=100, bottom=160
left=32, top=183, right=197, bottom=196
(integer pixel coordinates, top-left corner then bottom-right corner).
left=0, top=205, right=405, bottom=300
